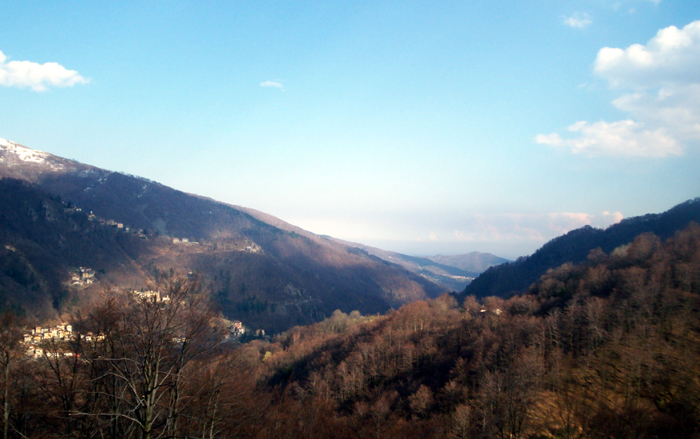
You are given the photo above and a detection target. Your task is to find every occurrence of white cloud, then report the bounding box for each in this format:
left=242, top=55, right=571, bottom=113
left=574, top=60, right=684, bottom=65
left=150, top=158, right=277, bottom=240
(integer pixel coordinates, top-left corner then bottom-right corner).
left=611, top=84, right=700, bottom=144
left=0, top=50, right=89, bottom=92
left=599, top=211, right=624, bottom=225
left=563, top=12, right=592, bottom=29
left=260, top=80, right=284, bottom=90
left=537, top=20, right=700, bottom=157
left=535, top=119, right=681, bottom=157
left=594, top=21, right=700, bottom=89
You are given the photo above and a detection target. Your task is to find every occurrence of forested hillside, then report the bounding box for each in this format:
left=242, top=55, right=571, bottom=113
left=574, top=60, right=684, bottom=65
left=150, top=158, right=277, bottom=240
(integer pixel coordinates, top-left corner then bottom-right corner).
left=463, top=197, right=700, bottom=299
left=2, top=223, right=698, bottom=438
left=238, top=223, right=700, bottom=438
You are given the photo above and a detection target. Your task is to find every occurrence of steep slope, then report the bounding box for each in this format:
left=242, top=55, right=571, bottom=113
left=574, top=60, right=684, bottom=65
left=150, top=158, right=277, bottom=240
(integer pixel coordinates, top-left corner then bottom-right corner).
left=5, top=224, right=699, bottom=439
left=238, top=223, right=700, bottom=439
left=0, top=138, right=447, bottom=331
left=0, top=178, right=153, bottom=317
left=462, top=197, right=700, bottom=299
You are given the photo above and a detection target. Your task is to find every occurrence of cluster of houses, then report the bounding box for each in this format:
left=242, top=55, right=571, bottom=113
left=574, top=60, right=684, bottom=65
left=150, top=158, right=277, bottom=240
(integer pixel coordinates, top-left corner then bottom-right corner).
left=23, top=290, right=170, bottom=360
left=24, top=323, right=74, bottom=345
left=201, top=241, right=262, bottom=253
left=172, top=238, right=199, bottom=245
left=86, top=211, right=148, bottom=238
left=173, top=238, right=264, bottom=257
left=22, top=316, right=265, bottom=360
left=131, top=290, right=171, bottom=303
left=228, top=320, right=246, bottom=338
left=23, top=323, right=104, bottom=359
left=86, top=211, right=124, bottom=229
left=65, top=203, right=265, bottom=255
left=104, top=219, right=125, bottom=229
left=71, top=267, right=96, bottom=286
left=222, top=320, right=269, bottom=341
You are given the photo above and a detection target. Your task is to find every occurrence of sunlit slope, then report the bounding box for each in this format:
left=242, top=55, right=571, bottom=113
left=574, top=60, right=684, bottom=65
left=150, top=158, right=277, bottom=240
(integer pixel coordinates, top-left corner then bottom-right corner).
left=0, top=138, right=446, bottom=331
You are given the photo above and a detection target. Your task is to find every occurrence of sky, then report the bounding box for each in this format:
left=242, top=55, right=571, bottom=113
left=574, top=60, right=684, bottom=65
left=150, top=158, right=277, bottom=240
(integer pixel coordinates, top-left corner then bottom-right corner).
left=1, top=1, right=699, bottom=259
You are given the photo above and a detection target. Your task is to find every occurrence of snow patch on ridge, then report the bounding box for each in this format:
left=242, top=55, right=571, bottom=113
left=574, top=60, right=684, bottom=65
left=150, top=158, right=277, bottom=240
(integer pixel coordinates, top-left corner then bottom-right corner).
left=0, top=137, right=67, bottom=171
left=0, top=137, right=50, bottom=164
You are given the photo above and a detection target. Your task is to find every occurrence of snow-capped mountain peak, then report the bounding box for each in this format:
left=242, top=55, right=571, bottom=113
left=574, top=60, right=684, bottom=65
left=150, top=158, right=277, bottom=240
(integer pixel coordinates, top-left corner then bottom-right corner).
left=0, top=137, right=51, bottom=164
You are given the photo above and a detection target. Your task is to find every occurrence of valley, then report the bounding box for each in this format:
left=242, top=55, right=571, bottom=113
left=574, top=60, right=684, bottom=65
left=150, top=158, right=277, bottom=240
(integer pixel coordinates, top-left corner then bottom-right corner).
left=2, top=6, right=699, bottom=438
left=0, top=138, right=503, bottom=332
left=2, top=138, right=699, bottom=439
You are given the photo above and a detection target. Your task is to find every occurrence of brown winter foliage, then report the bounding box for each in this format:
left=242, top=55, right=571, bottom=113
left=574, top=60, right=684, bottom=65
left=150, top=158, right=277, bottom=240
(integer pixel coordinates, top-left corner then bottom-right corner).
left=0, top=224, right=699, bottom=438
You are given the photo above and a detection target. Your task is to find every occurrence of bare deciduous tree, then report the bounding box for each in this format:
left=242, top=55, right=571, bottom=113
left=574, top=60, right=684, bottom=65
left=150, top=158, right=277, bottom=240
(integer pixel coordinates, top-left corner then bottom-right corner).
left=0, top=312, right=25, bottom=439
left=80, top=272, right=221, bottom=439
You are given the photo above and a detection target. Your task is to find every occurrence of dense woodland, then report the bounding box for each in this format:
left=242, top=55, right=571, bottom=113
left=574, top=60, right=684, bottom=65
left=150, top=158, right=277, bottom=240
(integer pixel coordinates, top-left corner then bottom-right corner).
left=0, top=224, right=699, bottom=438
left=464, top=197, right=700, bottom=299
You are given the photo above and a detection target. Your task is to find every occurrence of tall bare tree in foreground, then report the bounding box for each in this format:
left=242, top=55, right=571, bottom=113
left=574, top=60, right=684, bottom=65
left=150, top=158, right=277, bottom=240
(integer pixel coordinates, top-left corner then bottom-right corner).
left=81, top=272, right=221, bottom=439
left=0, top=313, right=24, bottom=439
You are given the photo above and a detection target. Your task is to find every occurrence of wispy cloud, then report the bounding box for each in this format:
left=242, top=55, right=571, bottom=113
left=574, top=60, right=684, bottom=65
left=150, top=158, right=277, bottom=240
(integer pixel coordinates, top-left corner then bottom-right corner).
left=537, top=20, right=700, bottom=157
left=563, top=12, right=592, bottom=29
left=260, top=80, right=284, bottom=91
left=0, top=50, right=89, bottom=92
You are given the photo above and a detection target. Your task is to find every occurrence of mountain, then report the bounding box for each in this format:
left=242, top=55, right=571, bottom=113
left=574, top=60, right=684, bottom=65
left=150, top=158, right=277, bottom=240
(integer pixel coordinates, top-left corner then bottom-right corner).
left=462, top=197, right=700, bottom=299
left=4, top=221, right=700, bottom=438
left=236, top=223, right=700, bottom=439
left=427, top=252, right=510, bottom=273
left=324, top=238, right=507, bottom=291
left=357, top=250, right=477, bottom=292
left=0, top=178, right=152, bottom=316
left=0, top=138, right=447, bottom=331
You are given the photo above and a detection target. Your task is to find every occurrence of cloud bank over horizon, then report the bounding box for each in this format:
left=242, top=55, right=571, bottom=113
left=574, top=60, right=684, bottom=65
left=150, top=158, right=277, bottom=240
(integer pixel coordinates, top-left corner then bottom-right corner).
left=537, top=20, right=700, bottom=158
left=291, top=210, right=625, bottom=259
left=0, top=50, right=89, bottom=92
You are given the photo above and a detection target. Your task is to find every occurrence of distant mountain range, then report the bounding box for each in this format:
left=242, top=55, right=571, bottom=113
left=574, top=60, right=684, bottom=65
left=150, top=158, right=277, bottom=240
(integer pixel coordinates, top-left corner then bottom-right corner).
left=0, top=138, right=452, bottom=331
left=428, top=252, right=510, bottom=273
left=7, top=137, right=692, bottom=333
left=461, top=197, right=700, bottom=300
left=326, top=238, right=509, bottom=291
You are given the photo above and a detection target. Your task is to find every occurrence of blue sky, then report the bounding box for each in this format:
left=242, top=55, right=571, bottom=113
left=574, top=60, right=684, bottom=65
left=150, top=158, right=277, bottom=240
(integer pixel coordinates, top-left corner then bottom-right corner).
left=1, top=1, right=698, bottom=258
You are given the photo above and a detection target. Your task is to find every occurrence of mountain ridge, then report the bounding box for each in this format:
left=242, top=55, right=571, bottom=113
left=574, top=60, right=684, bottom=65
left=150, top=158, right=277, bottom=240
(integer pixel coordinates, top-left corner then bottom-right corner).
left=462, top=196, right=700, bottom=299
left=0, top=138, right=448, bottom=331
left=323, top=237, right=509, bottom=291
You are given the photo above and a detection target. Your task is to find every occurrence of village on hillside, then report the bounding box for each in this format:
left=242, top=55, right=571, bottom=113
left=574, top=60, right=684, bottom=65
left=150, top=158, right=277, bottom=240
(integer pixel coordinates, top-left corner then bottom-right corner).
left=21, top=290, right=260, bottom=360
left=66, top=202, right=263, bottom=254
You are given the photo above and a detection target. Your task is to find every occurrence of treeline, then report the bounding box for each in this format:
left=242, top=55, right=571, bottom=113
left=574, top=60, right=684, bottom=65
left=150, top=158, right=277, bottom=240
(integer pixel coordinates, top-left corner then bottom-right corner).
left=1, top=225, right=699, bottom=438
left=464, top=197, right=700, bottom=299
left=0, top=273, right=260, bottom=439
left=239, top=223, right=700, bottom=438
